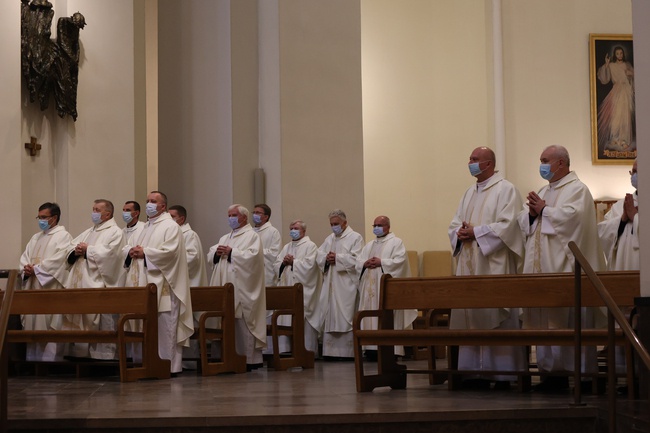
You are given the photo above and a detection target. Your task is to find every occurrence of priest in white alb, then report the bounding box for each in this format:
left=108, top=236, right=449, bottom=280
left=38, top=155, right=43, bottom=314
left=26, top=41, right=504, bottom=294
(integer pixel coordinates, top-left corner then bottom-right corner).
left=273, top=219, right=322, bottom=354
left=65, top=199, right=125, bottom=359
left=317, top=209, right=364, bottom=359
left=598, top=160, right=638, bottom=374
left=19, top=202, right=73, bottom=361
left=169, top=204, right=208, bottom=367
left=207, top=204, right=267, bottom=370
left=122, top=200, right=145, bottom=244
left=518, top=145, right=605, bottom=391
left=123, top=191, right=194, bottom=374
left=598, top=160, right=639, bottom=271
left=357, top=215, right=417, bottom=358
left=448, top=147, right=526, bottom=388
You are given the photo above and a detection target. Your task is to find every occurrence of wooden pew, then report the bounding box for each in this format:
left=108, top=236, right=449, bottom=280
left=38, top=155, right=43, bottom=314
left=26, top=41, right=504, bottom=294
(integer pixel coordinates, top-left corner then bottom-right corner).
left=189, top=284, right=246, bottom=376
left=3, top=284, right=170, bottom=383
left=353, top=271, right=639, bottom=393
left=266, top=284, right=315, bottom=370
left=0, top=270, right=19, bottom=433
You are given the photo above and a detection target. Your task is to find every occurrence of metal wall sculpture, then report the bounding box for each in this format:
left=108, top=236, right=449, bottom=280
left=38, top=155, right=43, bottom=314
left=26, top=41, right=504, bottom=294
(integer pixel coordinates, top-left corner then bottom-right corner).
left=21, top=0, right=86, bottom=121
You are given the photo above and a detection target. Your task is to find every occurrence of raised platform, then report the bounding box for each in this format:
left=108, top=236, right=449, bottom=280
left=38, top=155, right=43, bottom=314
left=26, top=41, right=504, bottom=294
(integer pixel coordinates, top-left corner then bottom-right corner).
left=4, top=359, right=646, bottom=433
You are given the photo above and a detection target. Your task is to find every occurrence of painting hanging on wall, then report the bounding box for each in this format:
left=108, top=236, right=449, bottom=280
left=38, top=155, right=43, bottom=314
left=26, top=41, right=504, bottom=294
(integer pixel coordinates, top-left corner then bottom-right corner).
left=589, top=34, right=635, bottom=164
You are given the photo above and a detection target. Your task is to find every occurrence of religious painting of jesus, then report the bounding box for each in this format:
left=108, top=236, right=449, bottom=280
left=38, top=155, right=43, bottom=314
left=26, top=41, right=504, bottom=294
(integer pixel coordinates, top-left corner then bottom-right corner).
left=589, top=34, right=635, bottom=164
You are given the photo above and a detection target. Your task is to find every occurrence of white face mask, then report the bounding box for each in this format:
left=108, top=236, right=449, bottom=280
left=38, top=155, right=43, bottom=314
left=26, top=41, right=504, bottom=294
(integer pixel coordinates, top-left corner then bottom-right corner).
left=289, top=229, right=301, bottom=241
left=631, top=172, right=638, bottom=190
left=123, top=212, right=133, bottom=224
left=228, top=216, right=240, bottom=230
left=145, top=202, right=159, bottom=217
left=91, top=212, right=102, bottom=225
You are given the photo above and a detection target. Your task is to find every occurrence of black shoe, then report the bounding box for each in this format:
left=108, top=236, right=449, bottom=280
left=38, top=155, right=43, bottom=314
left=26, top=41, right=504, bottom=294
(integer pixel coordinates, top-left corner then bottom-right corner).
left=493, top=381, right=511, bottom=390
left=533, top=376, right=569, bottom=393
left=246, top=363, right=263, bottom=372
left=461, top=379, right=491, bottom=390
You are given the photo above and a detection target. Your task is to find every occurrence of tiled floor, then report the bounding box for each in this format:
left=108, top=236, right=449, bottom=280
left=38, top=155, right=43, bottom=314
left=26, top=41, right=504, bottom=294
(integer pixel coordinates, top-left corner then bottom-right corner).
left=6, top=358, right=623, bottom=431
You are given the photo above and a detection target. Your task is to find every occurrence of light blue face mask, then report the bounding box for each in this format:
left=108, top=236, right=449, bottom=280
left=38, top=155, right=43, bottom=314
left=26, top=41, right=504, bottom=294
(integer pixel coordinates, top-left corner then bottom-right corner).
left=331, top=224, right=343, bottom=235
left=631, top=172, right=638, bottom=190
left=38, top=219, right=50, bottom=231
left=145, top=202, right=159, bottom=217
left=373, top=226, right=384, bottom=237
left=539, top=163, right=555, bottom=180
left=468, top=162, right=483, bottom=177
left=91, top=212, right=102, bottom=225
left=289, top=229, right=301, bottom=240
left=123, top=212, right=133, bottom=224
left=228, top=216, right=240, bottom=230
left=253, top=214, right=263, bottom=225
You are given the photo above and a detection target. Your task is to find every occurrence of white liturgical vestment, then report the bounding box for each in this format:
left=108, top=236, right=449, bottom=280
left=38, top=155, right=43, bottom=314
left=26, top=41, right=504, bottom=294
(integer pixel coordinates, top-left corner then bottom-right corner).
left=317, top=226, right=363, bottom=357
left=181, top=223, right=208, bottom=287
left=19, top=225, right=72, bottom=361
left=518, top=171, right=605, bottom=373
left=448, top=173, right=526, bottom=379
left=123, top=212, right=194, bottom=373
left=254, top=222, right=281, bottom=287
left=65, top=217, right=126, bottom=359
left=123, top=220, right=145, bottom=244
left=356, top=233, right=417, bottom=355
left=273, top=236, right=322, bottom=353
left=598, top=192, right=639, bottom=271
left=208, top=224, right=267, bottom=351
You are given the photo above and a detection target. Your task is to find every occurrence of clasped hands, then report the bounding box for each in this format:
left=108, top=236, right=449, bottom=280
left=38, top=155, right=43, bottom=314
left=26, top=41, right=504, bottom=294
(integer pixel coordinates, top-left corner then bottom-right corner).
left=129, top=246, right=145, bottom=259
left=282, top=254, right=294, bottom=266
left=216, top=245, right=232, bottom=257
left=526, top=191, right=546, bottom=217
left=363, top=256, right=382, bottom=269
left=74, top=242, right=88, bottom=256
left=621, top=193, right=638, bottom=223
left=456, top=221, right=475, bottom=241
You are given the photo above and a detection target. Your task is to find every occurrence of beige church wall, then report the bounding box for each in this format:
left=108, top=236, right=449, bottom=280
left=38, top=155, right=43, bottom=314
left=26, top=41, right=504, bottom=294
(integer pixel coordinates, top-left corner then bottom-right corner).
left=502, top=0, right=634, bottom=208
left=1, top=1, right=23, bottom=267
left=157, top=0, right=238, bottom=250
left=277, top=0, right=366, bottom=245
left=19, top=0, right=138, bottom=247
left=361, top=0, right=491, bottom=253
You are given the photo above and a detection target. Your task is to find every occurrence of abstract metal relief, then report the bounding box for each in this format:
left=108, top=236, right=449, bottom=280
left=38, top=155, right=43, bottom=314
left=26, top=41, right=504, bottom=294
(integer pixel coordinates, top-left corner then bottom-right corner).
left=21, top=0, right=86, bottom=121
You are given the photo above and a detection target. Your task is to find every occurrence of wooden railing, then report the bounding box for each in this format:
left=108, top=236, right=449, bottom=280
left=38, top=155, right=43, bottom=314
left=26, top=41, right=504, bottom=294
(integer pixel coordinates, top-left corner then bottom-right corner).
left=569, top=241, right=650, bottom=433
left=0, top=270, right=19, bottom=433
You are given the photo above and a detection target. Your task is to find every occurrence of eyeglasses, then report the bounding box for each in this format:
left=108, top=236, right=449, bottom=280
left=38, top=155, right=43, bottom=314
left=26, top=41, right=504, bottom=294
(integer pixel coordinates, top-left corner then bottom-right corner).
left=36, top=215, right=53, bottom=220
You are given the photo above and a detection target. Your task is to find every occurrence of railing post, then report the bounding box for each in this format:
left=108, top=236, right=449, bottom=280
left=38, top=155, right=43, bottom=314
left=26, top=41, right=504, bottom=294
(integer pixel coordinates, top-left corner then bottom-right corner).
left=573, top=259, right=583, bottom=406
left=607, top=310, right=616, bottom=433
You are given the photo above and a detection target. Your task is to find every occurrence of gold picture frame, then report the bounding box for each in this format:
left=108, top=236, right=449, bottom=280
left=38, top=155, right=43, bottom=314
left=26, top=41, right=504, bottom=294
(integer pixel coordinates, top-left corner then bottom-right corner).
left=589, top=34, right=636, bottom=164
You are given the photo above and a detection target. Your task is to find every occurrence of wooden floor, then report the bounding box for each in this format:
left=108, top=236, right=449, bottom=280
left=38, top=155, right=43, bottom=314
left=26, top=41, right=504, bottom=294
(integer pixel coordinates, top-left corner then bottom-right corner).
left=4, top=358, right=648, bottom=433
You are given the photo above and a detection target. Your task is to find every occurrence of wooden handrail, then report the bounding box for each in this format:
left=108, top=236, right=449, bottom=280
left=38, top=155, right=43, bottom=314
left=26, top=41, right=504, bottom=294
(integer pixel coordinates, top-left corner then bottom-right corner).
left=568, top=242, right=648, bottom=433
left=0, top=269, right=19, bottom=433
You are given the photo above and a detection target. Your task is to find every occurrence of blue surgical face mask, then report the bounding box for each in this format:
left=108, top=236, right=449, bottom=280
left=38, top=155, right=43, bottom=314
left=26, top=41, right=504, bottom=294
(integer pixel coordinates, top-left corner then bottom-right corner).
left=91, top=212, right=102, bottom=225
left=373, top=226, right=384, bottom=237
left=228, top=216, right=240, bottom=230
left=253, top=214, right=263, bottom=225
left=331, top=224, right=343, bottom=236
left=123, top=212, right=134, bottom=224
left=145, top=202, right=159, bottom=217
left=539, top=163, right=555, bottom=181
left=468, top=162, right=483, bottom=177
left=289, top=229, right=301, bottom=241
left=631, top=172, right=638, bottom=190
left=38, top=218, right=50, bottom=231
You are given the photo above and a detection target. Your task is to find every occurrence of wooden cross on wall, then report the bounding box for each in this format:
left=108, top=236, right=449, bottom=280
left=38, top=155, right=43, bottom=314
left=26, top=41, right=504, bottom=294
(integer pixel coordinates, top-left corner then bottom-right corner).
left=25, top=136, right=42, bottom=156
